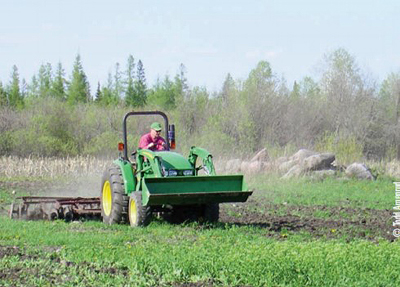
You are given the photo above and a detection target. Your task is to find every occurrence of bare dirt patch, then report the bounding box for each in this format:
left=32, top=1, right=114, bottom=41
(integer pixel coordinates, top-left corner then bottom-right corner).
left=220, top=198, right=393, bottom=241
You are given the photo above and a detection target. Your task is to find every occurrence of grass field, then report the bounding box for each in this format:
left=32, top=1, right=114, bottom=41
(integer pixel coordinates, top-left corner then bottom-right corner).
left=1, top=174, right=399, bottom=286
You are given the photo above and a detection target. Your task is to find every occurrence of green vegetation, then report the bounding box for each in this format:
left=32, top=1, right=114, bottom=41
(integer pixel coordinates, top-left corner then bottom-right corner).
left=1, top=47, right=400, bottom=285
left=1, top=218, right=400, bottom=287
left=1, top=48, right=400, bottom=161
left=0, top=175, right=398, bottom=286
left=249, top=175, right=394, bottom=209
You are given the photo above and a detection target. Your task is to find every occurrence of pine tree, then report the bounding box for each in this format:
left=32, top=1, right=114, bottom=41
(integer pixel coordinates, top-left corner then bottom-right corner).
left=147, top=76, right=175, bottom=110
left=114, top=62, right=123, bottom=100
left=21, top=79, right=27, bottom=99
left=95, top=82, right=103, bottom=103
left=8, top=65, right=24, bottom=108
left=52, top=62, right=66, bottom=101
left=99, top=72, right=119, bottom=106
left=0, top=81, right=7, bottom=106
left=27, top=75, right=39, bottom=98
left=134, top=60, right=147, bottom=107
left=125, top=55, right=136, bottom=107
left=174, top=63, right=188, bottom=102
left=38, top=63, right=53, bottom=97
left=290, top=81, right=301, bottom=99
left=221, top=73, right=235, bottom=103
left=67, top=54, right=90, bottom=104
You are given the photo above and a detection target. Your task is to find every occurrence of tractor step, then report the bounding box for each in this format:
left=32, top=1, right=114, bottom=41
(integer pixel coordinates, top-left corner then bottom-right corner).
left=9, top=196, right=101, bottom=221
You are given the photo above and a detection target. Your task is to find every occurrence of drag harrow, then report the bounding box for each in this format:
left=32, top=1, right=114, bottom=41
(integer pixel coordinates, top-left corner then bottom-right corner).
left=9, top=196, right=101, bottom=221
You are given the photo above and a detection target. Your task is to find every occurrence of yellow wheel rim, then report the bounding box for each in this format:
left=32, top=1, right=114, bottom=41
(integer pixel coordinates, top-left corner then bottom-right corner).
left=129, top=198, right=137, bottom=225
left=102, top=180, right=112, bottom=216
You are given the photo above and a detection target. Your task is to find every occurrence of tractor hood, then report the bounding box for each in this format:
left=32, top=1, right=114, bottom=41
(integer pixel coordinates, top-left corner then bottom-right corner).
left=154, top=151, right=193, bottom=170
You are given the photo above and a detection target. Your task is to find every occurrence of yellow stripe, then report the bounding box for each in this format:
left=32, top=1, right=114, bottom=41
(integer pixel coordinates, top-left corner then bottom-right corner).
left=142, top=151, right=154, bottom=159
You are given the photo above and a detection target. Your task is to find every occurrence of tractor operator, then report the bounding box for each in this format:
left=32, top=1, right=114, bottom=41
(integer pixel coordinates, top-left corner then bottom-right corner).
left=139, top=122, right=169, bottom=151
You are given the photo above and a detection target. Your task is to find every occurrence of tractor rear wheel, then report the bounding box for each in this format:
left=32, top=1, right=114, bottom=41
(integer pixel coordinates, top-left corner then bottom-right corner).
left=128, top=191, right=151, bottom=227
left=101, top=166, right=129, bottom=224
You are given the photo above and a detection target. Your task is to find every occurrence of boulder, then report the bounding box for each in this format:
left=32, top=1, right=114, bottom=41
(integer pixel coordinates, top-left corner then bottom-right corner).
left=226, top=159, right=241, bottom=173
left=240, top=161, right=250, bottom=173
left=303, top=153, right=335, bottom=171
left=345, top=163, right=375, bottom=180
left=275, top=156, right=289, bottom=166
left=248, top=161, right=262, bottom=174
left=282, top=164, right=304, bottom=179
left=278, top=159, right=297, bottom=173
left=262, top=161, right=276, bottom=173
left=291, top=149, right=317, bottom=163
left=250, top=148, right=269, bottom=162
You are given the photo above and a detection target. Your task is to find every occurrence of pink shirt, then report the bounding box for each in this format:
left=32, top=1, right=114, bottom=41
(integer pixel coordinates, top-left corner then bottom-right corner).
left=138, top=133, right=168, bottom=151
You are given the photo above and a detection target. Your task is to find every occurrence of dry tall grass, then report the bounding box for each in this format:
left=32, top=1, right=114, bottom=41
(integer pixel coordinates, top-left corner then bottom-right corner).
left=0, top=156, right=111, bottom=178
left=1, top=155, right=400, bottom=180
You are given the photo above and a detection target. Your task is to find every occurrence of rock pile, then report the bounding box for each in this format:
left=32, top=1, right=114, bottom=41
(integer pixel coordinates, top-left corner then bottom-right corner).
left=278, top=149, right=336, bottom=179
left=221, top=148, right=375, bottom=180
left=345, top=163, right=376, bottom=180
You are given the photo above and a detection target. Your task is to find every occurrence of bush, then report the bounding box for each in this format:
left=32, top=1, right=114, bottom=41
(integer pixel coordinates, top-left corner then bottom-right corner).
left=315, top=132, right=363, bottom=165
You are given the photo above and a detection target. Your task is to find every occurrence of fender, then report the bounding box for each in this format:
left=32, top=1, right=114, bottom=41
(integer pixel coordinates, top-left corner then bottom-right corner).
left=113, top=159, right=136, bottom=195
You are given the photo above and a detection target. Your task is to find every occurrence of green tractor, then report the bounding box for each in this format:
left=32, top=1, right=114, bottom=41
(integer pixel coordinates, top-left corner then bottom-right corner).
left=100, top=111, right=252, bottom=227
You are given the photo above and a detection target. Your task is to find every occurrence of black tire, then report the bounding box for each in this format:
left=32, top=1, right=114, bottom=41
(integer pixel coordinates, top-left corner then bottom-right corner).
left=204, top=203, right=219, bottom=223
left=168, top=204, right=203, bottom=224
left=128, top=191, right=151, bottom=227
left=100, top=166, right=129, bottom=225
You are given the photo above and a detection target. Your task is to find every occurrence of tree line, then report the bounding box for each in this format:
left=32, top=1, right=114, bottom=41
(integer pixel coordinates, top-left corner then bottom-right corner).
left=0, top=54, right=186, bottom=109
left=1, top=48, right=400, bottom=162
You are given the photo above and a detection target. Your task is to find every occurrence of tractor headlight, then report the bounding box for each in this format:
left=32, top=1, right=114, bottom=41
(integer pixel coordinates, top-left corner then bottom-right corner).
left=183, top=170, right=194, bottom=176
left=167, top=170, right=178, bottom=177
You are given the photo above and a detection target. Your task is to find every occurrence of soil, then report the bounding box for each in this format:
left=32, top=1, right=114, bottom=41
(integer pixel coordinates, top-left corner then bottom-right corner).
left=1, top=180, right=394, bottom=241
left=220, top=197, right=394, bottom=241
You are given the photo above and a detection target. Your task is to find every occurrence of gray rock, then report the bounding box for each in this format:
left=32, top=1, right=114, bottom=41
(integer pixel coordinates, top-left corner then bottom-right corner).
left=262, top=161, right=275, bottom=173
left=248, top=161, right=262, bottom=174
left=240, top=161, right=250, bottom=173
left=279, top=159, right=297, bottom=173
left=226, top=159, right=241, bottom=173
left=250, top=148, right=269, bottom=162
left=282, top=164, right=304, bottom=179
left=275, top=156, right=289, bottom=166
left=291, top=149, right=317, bottom=163
left=303, top=153, right=335, bottom=171
left=345, top=163, right=375, bottom=180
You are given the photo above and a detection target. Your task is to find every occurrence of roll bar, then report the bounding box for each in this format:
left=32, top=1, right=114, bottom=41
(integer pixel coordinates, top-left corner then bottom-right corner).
left=122, top=111, right=170, bottom=160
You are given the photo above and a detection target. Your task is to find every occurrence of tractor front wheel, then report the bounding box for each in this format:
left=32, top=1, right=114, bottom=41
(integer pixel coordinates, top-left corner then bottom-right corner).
left=101, top=166, right=129, bottom=224
left=204, top=203, right=219, bottom=223
left=128, top=191, right=151, bottom=227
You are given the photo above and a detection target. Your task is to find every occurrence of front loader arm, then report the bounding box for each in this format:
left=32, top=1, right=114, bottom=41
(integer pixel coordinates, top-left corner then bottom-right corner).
left=136, top=149, right=164, bottom=179
left=188, top=146, right=216, bottom=176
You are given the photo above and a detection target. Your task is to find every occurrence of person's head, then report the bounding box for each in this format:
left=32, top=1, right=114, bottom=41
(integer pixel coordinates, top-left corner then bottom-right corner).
left=150, top=122, right=162, bottom=139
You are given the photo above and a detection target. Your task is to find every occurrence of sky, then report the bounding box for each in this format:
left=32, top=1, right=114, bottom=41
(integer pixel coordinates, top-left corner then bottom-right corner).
left=0, top=0, right=399, bottom=92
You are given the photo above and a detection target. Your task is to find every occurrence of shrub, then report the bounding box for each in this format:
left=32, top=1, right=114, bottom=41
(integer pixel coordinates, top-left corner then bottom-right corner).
left=315, top=132, right=363, bottom=165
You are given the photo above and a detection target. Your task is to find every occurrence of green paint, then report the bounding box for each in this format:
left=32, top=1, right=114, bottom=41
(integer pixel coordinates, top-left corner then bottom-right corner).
left=123, top=146, right=250, bottom=206
left=113, top=159, right=136, bottom=195
left=142, top=175, right=251, bottom=205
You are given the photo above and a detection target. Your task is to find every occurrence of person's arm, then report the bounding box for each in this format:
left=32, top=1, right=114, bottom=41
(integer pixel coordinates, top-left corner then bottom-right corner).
left=139, top=134, right=155, bottom=150
left=156, top=137, right=169, bottom=151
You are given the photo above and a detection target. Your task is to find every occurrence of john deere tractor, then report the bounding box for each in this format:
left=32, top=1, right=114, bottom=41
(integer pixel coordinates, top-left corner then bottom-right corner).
left=100, top=111, right=252, bottom=227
